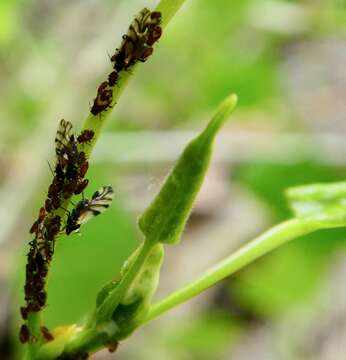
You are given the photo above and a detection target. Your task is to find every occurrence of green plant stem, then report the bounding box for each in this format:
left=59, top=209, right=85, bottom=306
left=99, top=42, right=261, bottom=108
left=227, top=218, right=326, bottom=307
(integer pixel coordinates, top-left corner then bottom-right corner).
left=96, top=239, right=155, bottom=322
left=156, top=0, right=186, bottom=26
left=36, top=240, right=158, bottom=359
left=26, top=312, right=42, bottom=359
left=143, top=218, right=326, bottom=324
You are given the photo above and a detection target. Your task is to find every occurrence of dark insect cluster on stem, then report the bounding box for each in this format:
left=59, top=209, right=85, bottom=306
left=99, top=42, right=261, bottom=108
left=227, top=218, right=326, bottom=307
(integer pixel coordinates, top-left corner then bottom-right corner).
left=90, top=8, right=162, bottom=116
left=55, top=120, right=92, bottom=199
left=20, top=6, right=160, bottom=352
left=111, top=8, right=162, bottom=71
left=21, top=120, right=94, bottom=342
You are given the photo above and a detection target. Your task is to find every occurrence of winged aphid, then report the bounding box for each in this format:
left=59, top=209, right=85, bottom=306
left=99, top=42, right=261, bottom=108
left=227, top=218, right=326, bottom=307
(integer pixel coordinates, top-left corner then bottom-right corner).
left=66, top=186, right=114, bottom=235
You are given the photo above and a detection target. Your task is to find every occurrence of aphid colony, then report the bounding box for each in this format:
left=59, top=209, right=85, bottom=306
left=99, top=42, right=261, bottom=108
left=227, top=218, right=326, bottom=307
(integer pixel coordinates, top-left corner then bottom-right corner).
left=21, top=120, right=114, bottom=344
left=20, top=6, right=161, bottom=346
left=91, top=8, right=162, bottom=115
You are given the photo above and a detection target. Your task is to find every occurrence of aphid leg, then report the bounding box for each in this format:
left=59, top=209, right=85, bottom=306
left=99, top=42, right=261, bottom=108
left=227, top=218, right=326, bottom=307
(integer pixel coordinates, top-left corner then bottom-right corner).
left=59, top=206, right=70, bottom=215
left=47, top=161, right=54, bottom=176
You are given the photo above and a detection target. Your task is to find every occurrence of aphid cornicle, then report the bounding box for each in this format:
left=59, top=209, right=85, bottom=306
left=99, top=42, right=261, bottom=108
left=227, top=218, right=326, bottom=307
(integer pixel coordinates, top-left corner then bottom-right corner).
left=66, top=186, right=115, bottom=235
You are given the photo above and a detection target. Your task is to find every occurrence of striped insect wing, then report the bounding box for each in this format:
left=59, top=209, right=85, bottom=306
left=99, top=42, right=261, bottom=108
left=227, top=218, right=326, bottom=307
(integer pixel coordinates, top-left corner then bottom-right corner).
left=55, top=119, right=72, bottom=156
left=82, top=186, right=115, bottom=219
left=91, top=186, right=114, bottom=206
left=66, top=187, right=114, bottom=235
left=76, top=208, right=97, bottom=225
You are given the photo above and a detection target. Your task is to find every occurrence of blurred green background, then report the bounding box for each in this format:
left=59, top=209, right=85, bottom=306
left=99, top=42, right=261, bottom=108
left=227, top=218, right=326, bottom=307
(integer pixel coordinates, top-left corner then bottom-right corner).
left=1, top=0, right=346, bottom=359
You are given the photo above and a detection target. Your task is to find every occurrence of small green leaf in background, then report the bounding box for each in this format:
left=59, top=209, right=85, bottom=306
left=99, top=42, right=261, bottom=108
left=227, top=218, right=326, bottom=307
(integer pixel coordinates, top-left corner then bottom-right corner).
left=0, top=0, right=18, bottom=45
left=232, top=162, right=346, bottom=318
left=138, top=94, right=238, bottom=245
left=286, top=181, right=346, bottom=225
left=163, top=312, right=241, bottom=360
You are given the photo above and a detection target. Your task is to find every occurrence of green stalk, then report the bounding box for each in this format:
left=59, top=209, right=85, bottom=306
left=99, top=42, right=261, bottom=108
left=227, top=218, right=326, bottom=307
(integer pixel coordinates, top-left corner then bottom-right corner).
left=155, top=0, right=186, bottom=26
left=95, top=240, right=155, bottom=322
left=26, top=312, right=42, bottom=359
left=143, top=218, right=325, bottom=323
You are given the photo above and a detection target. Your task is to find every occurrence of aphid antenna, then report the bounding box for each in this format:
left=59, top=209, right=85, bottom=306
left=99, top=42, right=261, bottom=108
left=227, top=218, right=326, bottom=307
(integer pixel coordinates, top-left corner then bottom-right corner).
left=47, top=161, right=54, bottom=176
left=107, top=51, right=113, bottom=62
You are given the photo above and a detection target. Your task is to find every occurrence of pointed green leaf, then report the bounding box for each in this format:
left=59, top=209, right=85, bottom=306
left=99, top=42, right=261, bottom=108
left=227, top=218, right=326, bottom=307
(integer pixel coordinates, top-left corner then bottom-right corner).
left=138, top=94, right=238, bottom=245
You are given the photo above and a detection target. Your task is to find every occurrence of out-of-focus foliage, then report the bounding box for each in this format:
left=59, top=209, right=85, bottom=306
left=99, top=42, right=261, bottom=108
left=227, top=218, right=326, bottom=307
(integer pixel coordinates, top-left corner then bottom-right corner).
left=151, top=163, right=346, bottom=359
left=232, top=162, right=346, bottom=323
left=162, top=312, right=241, bottom=360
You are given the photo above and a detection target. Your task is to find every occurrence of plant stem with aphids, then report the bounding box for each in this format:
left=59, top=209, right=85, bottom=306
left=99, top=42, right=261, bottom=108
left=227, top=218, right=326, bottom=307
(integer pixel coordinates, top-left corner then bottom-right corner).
left=21, top=0, right=346, bottom=359
left=22, top=1, right=186, bottom=359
